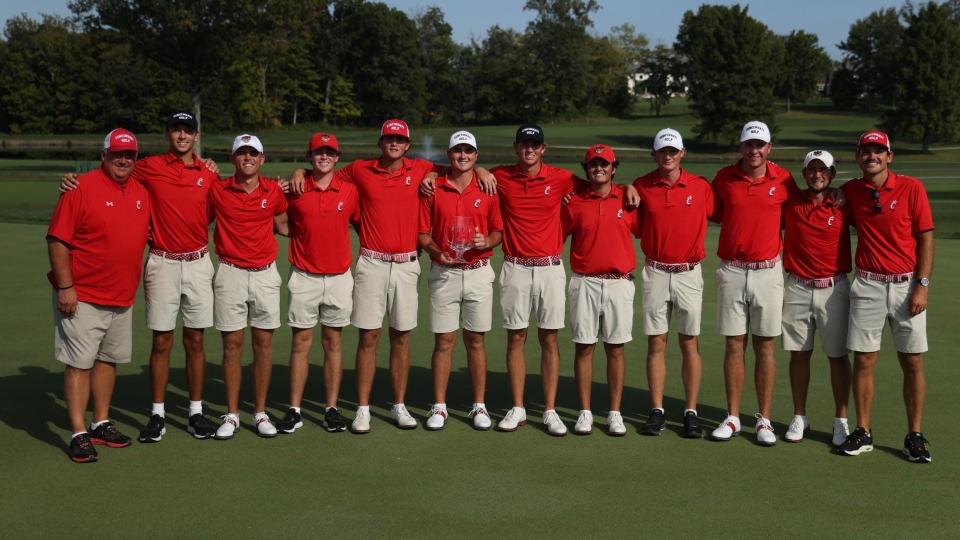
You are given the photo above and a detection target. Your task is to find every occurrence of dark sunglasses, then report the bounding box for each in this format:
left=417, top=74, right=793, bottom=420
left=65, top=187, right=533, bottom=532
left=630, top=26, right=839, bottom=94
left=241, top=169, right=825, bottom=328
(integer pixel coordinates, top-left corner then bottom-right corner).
left=872, top=189, right=881, bottom=214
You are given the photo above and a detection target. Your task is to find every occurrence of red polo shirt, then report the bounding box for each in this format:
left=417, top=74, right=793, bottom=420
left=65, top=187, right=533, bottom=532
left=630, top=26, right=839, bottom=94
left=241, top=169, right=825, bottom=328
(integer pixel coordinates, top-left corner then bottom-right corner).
left=841, top=172, right=934, bottom=274
left=418, top=172, right=503, bottom=264
left=286, top=172, right=360, bottom=275
left=711, top=160, right=799, bottom=261
left=132, top=152, right=218, bottom=253
left=209, top=175, right=287, bottom=269
left=338, top=156, right=438, bottom=254
left=782, top=192, right=852, bottom=279
left=561, top=184, right=640, bottom=275
left=47, top=167, right=151, bottom=307
left=492, top=162, right=578, bottom=258
left=633, top=168, right=714, bottom=264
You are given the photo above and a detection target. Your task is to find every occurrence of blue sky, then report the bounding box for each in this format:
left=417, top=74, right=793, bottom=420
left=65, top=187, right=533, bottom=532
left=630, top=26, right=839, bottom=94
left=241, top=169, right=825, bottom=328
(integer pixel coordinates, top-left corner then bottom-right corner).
left=1, top=0, right=909, bottom=59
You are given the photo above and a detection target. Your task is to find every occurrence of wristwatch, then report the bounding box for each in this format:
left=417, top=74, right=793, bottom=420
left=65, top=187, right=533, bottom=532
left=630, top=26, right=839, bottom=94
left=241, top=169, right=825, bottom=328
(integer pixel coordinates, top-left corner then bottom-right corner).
left=917, top=277, right=930, bottom=287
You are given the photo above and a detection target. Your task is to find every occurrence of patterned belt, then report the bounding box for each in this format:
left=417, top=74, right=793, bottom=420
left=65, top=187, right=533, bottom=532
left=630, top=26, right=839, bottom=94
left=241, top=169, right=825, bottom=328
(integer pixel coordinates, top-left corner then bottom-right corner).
left=360, top=248, right=417, bottom=263
left=646, top=260, right=698, bottom=273
left=437, top=259, right=489, bottom=271
left=723, top=255, right=781, bottom=270
left=219, top=259, right=272, bottom=272
left=505, top=255, right=562, bottom=267
left=578, top=272, right=633, bottom=280
left=150, top=246, right=208, bottom=262
left=856, top=269, right=913, bottom=283
left=789, top=273, right=847, bottom=289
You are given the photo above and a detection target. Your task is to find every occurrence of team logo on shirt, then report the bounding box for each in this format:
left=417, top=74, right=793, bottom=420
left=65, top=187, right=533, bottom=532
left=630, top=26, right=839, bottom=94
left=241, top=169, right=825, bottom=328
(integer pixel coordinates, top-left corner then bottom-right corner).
left=136, top=199, right=142, bottom=210
left=685, top=195, right=693, bottom=206
left=617, top=209, right=624, bottom=219
left=890, top=199, right=898, bottom=210
left=261, top=199, right=268, bottom=209
left=474, top=198, right=481, bottom=208
left=337, top=201, right=344, bottom=212
left=544, top=185, right=552, bottom=196
left=827, top=215, right=835, bottom=227
left=197, top=178, right=204, bottom=187
left=768, top=187, right=777, bottom=197
left=405, top=176, right=412, bottom=185
left=105, top=201, right=114, bottom=207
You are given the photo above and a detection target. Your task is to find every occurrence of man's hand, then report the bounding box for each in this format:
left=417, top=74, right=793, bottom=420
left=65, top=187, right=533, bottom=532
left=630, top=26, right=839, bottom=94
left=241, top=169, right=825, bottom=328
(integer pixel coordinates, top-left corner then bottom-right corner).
left=472, top=227, right=487, bottom=250
left=60, top=173, right=80, bottom=193
left=909, top=284, right=929, bottom=316
left=288, top=168, right=307, bottom=194
left=624, top=184, right=641, bottom=208
left=201, top=158, right=220, bottom=175
left=562, top=191, right=574, bottom=205
left=437, top=251, right=456, bottom=265
left=420, top=172, right=438, bottom=196
left=57, top=287, right=78, bottom=317
left=476, top=167, right=497, bottom=195
left=829, top=187, right=846, bottom=207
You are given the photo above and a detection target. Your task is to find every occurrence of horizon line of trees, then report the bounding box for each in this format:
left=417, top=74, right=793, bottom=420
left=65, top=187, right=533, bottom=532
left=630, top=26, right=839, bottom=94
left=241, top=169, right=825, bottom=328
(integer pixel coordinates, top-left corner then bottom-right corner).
left=0, top=1, right=957, bottom=149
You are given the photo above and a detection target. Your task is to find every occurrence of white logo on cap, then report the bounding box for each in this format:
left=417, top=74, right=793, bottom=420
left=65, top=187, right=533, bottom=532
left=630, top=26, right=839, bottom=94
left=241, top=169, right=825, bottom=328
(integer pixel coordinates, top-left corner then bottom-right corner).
left=595, top=146, right=605, bottom=154
left=321, top=135, right=330, bottom=142
left=105, top=201, right=114, bottom=207
left=686, top=195, right=693, bottom=206
left=890, top=200, right=897, bottom=210
left=388, top=123, right=402, bottom=131
left=405, top=176, right=412, bottom=185
left=544, top=186, right=552, bottom=196
left=474, top=199, right=481, bottom=208
left=136, top=200, right=142, bottom=210
left=523, top=128, right=538, bottom=135
left=768, top=187, right=777, bottom=197
left=261, top=199, right=268, bottom=209
left=337, top=201, right=344, bottom=212
left=827, top=215, right=835, bottom=227
left=174, top=113, right=191, bottom=120
left=617, top=209, right=624, bottom=219
left=115, top=133, right=134, bottom=143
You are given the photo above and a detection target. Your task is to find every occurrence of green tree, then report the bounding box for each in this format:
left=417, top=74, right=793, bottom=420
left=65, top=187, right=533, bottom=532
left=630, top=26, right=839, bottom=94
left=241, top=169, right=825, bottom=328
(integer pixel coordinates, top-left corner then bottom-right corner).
left=675, top=4, right=783, bottom=142
left=319, top=75, right=361, bottom=124
left=415, top=7, right=461, bottom=124
left=640, top=44, right=682, bottom=117
left=882, top=1, right=960, bottom=152
left=471, top=27, right=526, bottom=122
left=829, top=66, right=860, bottom=111
left=839, top=8, right=904, bottom=109
left=775, top=31, right=831, bottom=112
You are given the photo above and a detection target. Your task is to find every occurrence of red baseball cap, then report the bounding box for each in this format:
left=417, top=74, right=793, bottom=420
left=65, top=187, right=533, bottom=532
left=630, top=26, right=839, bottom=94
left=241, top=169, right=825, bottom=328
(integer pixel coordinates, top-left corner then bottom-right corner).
left=103, top=128, right=138, bottom=153
left=583, top=143, right=617, bottom=165
left=858, top=130, right=891, bottom=151
left=380, top=119, right=410, bottom=139
left=308, top=132, right=340, bottom=153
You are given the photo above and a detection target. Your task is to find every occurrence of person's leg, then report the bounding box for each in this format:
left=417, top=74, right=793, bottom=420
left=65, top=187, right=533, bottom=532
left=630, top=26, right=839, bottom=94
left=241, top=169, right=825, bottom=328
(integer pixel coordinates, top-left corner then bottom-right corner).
left=89, top=360, right=118, bottom=424
left=604, top=343, right=625, bottom=412
left=723, top=335, right=747, bottom=416
left=389, top=328, right=411, bottom=404
left=431, top=331, right=457, bottom=404
left=539, top=328, right=560, bottom=411
left=753, top=335, right=776, bottom=419
left=64, top=366, right=91, bottom=434
left=251, top=328, right=274, bottom=413
left=678, top=334, right=702, bottom=411
left=462, top=330, right=487, bottom=404
left=355, top=328, right=380, bottom=406
left=646, top=334, right=667, bottom=409
left=320, top=325, right=344, bottom=409
left=852, top=351, right=877, bottom=430
left=506, top=329, right=527, bottom=407
left=287, top=327, right=314, bottom=409
left=898, top=352, right=925, bottom=433
left=148, top=330, right=174, bottom=404
left=574, top=343, right=595, bottom=411
left=182, top=327, right=206, bottom=402
left=789, top=350, right=812, bottom=416
left=828, top=355, right=851, bottom=418
left=221, top=330, right=245, bottom=414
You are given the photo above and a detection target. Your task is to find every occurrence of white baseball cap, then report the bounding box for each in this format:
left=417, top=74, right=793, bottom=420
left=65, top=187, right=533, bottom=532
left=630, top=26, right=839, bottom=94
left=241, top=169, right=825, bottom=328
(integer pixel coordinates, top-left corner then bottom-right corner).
left=740, top=120, right=771, bottom=143
left=653, top=128, right=684, bottom=151
left=232, top=133, right=264, bottom=154
left=448, top=130, right=478, bottom=151
left=803, top=149, right=835, bottom=169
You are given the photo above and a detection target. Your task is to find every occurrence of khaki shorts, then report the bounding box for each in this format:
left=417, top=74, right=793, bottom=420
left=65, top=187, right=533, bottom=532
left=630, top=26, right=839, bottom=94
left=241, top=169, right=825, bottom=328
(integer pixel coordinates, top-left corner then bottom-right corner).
left=143, top=252, right=215, bottom=331
left=782, top=276, right=849, bottom=357
left=53, top=297, right=133, bottom=369
left=641, top=264, right=703, bottom=336
left=429, top=263, right=496, bottom=333
left=568, top=274, right=634, bottom=344
left=499, top=260, right=566, bottom=330
left=716, top=260, right=784, bottom=337
left=214, top=262, right=282, bottom=331
left=351, top=255, right=421, bottom=331
left=287, top=268, right=353, bottom=329
left=847, top=276, right=927, bottom=354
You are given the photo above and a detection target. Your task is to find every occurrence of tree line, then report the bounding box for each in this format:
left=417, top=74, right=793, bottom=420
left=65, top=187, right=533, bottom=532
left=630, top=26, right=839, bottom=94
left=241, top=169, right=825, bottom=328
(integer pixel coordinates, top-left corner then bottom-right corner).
left=0, top=1, right=957, bottom=148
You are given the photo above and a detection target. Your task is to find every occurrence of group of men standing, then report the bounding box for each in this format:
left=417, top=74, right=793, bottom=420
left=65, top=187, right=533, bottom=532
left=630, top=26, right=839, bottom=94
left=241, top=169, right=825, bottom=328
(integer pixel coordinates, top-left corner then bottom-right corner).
left=47, top=113, right=934, bottom=465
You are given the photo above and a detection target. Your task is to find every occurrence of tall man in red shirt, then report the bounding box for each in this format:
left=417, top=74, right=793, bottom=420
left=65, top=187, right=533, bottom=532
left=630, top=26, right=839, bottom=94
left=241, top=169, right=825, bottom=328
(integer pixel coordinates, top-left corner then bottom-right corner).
left=418, top=130, right=503, bottom=431
left=562, top=144, right=640, bottom=437
left=781, top=150, right=853, bottom=446
left=838, top=131, right=934, bottom=463
left=48, top=129, right=151, bottom=463
left=710, top=120, right=799, bottom=446
left=274, top=133, right=358, bottom=434
left=208, top=134, right=288, bottom=440
left=632, top=128, right=713, bottom=439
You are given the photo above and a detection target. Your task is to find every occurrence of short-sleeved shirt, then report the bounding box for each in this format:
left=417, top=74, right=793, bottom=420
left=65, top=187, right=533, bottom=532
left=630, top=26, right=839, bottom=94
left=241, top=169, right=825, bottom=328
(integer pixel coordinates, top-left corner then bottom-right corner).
left=418, top=172, right=503, bottom=264
left=47, top=167, right=151, bottom=307
left=782, top=192, right=853, bottom=279
left=711, top=160, right=799, bottom=262
left=491, top=162, right=578, bottom=258
left=337, top=156, right=437, bottom=254
left=209, top=175, right=287, bottom=269
left=132, top=152, right=218, bottom=253
left=633, top=168, right=714, bottom=264
left=561, top=184, right=640, bottom=275
left=286, top=172, right=360, bottom=275
left=841, top=172, right=934, bottom=274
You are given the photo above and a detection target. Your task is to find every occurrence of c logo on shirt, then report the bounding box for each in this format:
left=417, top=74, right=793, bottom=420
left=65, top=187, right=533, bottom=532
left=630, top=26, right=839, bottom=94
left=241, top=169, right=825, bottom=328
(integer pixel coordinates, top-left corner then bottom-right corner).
left=544, top=186, right=552, bottom=196
left=105, top=201, right=114, bottom=207
left=827, top=215, right=835, bottom=227
left=890, top=200, right=898, bottom=210
left=405, top=176, right=412, bottom=186
left=685, top=195, right=693, bottom=206
left=617, top=209, right=624, bottom=219
left=136, top=200, right=142, bottom=210
left=261, top=199, right=268, bottom=209
left=473, top=198, right=481, bottom=208
left=197, top=178, right=204, bottom=187
left=768, top=187, right=777, bottom=197
left=337, top=201, right=344, bottom=212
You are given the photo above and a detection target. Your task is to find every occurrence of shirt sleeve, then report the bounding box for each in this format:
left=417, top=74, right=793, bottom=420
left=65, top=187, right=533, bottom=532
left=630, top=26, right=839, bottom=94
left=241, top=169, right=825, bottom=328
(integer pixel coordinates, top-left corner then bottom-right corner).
left=709, top=178, right=724, bottom=223
left=335, top=163, right=354, bottom=184
left=561, top=202, right=574, bottom=239
left=47, top=189, right=82, bottom=245
left=911, top=180, right=935, bottom=234
left=418, top=194, right=433, bottom=234
left=348, top=187, right=361, bottom=226
left=488, top=194, right=504, bottom=232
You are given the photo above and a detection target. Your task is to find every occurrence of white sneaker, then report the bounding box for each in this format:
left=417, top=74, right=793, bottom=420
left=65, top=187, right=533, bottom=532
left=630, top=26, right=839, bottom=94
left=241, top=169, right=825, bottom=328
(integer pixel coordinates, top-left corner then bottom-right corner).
left=497, top=406, right=527, bottom=432
left=785, top=414, right=809, bottom=442
left=607, top=411, right=626, bottom=437
left=351, top=407, right=371, bottom=434
left=711, top=414, right=741, bottom=441
left=390, top=404, right=418, bottom=429
left=755, top=414, right=777, bottom=446
left=215, top=413, right=239, bottom=440
left=832, top=417, right=850, bottom=447
left=574, top=410, right=593, bottom=435
left=254, top=413, right=277, bottom=438
left=425, top=404, right=447, bottom=431
left=543, top=410, right=568, bottom=437
left=468, top=404, right=492, bottom=431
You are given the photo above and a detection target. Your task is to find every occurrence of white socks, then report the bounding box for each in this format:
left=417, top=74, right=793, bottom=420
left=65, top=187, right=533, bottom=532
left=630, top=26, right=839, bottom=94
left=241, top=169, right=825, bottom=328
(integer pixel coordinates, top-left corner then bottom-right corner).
left=151, top=402, right=165, bottom=417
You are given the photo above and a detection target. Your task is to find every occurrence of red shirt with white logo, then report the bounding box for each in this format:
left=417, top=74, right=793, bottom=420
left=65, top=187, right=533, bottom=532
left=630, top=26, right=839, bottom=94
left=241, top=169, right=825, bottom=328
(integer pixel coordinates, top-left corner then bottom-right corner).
left=633, top=168, right=714, bottom=264
left=209, top=175, right=287, bottom=268
left=841, top=172, right=934, bottom=274
left=561, top=184, right=640, bottom=275
left=711, top=160, right=799, bottom=261
left=337, top=157, right=437, bottom=254
left=132, top=153, right=218, bottom=253
left=286, top=173, right=360, bottom=275
left=47, top=167, right=151, bottom=307
left=418, top=172, right=503, bottom=264
left=492, top=162, right=578, bottom=257
left=782, top=192, right=852, bottom=279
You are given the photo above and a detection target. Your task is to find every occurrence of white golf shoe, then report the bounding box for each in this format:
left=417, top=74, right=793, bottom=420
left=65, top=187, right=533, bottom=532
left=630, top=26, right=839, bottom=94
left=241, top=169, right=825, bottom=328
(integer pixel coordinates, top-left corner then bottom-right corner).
left=254, top=412, right=277, bottom=438
left=497, top=407, right=527, bottom=432
left=351, top=406, right=371, bottom=434
left=574, top=410, right=593, bottom=435
left=543, top=410, right=568, bottom=437
left=425, top=404, right=448, bottom=431
left=468, top=404, right=492, bottom=431
left=785, top=415, right=809, bottom=442
left=607, top=411, right=626, bottom=437
left=215, top=413, right=239, bottom=440
left=710, top=414, right=741, bottom=441
left=390, top=404, right=418, bottom=429
left=755, top=414, right=777, bottom=446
